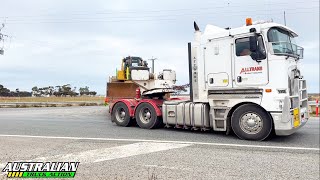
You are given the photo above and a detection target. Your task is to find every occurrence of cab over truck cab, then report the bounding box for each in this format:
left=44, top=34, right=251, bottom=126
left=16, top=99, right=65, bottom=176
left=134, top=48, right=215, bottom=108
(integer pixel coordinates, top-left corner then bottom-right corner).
left=109, top=19, right=309, bottom=141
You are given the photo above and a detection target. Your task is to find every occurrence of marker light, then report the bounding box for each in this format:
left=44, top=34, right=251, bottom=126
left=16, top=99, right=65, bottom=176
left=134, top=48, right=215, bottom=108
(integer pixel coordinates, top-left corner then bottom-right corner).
left=246, top=18, right=252, bottom=26
left=265, top=89, right=272, bottom=93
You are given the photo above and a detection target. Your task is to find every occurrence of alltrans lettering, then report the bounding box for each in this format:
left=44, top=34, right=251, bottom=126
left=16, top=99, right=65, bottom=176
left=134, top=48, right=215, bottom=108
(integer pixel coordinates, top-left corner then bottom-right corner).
left=240, top=66, right=263, bottom=74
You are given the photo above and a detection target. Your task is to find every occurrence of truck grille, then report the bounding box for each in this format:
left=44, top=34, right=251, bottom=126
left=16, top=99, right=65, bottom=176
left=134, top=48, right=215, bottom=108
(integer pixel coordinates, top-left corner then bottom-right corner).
left=289, top=79, right=308, bottom=113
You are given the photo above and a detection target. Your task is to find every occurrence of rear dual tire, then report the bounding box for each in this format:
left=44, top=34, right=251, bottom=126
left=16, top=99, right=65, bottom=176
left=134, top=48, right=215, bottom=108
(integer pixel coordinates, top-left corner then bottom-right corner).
left=135, top=103, right=162, bottom=129
left=111, top=102, right=132, bottom=127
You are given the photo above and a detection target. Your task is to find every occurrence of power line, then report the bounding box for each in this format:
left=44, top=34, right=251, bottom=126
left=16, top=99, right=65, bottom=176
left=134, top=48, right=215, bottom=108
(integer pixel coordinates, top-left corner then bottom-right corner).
left=0, top=0, right=318, bottom=19
left=6, top=6, right=319, bottom=22
left=5, top=9, right=318, bottom=25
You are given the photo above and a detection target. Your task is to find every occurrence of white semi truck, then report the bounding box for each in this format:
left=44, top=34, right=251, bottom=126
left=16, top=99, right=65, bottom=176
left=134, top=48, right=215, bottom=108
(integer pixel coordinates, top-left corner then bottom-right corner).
left=108, top=18, right=309, bottom=140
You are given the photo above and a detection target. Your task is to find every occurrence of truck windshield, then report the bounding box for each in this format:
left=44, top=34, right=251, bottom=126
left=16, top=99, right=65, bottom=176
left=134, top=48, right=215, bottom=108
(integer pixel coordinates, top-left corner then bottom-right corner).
left=267, top=27, right=304, bottom=59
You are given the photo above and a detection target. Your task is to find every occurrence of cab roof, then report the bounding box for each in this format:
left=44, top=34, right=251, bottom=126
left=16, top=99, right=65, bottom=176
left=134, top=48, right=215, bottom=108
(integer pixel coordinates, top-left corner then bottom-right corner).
left=202, top=22, right=298, bottom=39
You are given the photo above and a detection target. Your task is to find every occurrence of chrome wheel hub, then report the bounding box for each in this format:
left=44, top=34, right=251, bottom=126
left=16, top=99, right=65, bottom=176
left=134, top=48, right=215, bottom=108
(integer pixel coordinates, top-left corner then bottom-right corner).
left=120, top=111, right=126, bottom=118
left=239, top=112, right=263, bottom=134
left=115, top=108, right=126, bottom=122
left=246, top=118, right=256, bottom=127
left=139, top=108, right=152, bottom=124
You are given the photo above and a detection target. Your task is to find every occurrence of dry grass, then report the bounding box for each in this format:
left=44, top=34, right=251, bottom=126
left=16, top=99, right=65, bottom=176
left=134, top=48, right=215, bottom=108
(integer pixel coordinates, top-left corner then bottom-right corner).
left=0, top=96, right=105, bottom=103
left=309, top=93, right=320, bottom=101
left=1, top=94, right=318, bottom=104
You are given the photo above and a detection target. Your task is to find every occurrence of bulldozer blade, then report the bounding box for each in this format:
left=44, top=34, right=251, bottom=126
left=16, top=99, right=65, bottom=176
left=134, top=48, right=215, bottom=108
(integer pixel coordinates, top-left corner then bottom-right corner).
left=106, top=81, right=139, bottom=101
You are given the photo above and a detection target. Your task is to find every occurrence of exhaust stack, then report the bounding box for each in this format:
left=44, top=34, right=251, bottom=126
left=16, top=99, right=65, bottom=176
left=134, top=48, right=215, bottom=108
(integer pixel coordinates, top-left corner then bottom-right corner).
left=193, top=21, right=201, bottom=42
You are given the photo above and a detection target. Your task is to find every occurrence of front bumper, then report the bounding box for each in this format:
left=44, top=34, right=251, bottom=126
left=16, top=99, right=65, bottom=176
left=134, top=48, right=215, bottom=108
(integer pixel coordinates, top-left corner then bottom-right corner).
left=275, top=118, right=308, bottom=136
left=272, top=108, right=309, bottom=136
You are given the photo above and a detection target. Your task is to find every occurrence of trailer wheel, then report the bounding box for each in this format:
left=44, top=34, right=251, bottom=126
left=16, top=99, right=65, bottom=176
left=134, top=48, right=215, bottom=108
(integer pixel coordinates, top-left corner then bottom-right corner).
left=111, top=102, right=132, bottom=127
left=135, top=103, right=162, bottom=129
left=231, top=104, right=272, bottom=141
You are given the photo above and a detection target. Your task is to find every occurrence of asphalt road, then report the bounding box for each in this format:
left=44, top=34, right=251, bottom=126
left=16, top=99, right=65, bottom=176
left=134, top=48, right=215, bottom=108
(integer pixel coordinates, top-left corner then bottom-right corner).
left=0, top=106, right=319, bottom=180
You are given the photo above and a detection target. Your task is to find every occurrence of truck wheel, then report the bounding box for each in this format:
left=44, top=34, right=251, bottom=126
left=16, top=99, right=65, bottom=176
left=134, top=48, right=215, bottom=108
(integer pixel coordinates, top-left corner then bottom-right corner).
left=135, top=103, right=162, bottom=129
left=231, top=104, right=272, bottom=141
left=111, top=102, right=132, bottom=127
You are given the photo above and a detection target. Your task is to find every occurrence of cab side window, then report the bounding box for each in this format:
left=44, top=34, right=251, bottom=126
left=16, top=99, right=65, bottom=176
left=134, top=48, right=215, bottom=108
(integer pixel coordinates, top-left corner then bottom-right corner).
left=236, top=37, right=250, bottom=56
left=235, top=36, right=266, bottom=59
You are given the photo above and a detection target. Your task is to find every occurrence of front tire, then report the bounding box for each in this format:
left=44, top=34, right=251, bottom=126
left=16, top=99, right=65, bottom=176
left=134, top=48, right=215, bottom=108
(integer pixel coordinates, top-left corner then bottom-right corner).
left=231, top=104, right=272, bottom=141
left=111, top=102, right=132, bottom=127
left=135, top=103, right=162, bottom=129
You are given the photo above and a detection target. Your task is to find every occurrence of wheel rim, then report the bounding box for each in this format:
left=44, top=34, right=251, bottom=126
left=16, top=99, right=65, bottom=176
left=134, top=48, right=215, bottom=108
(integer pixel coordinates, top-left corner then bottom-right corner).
left=239, top=112, right=263, bottom=134
left=139, top=107, right=152, bottom=124
left=115, top=108, right=126, bottom=122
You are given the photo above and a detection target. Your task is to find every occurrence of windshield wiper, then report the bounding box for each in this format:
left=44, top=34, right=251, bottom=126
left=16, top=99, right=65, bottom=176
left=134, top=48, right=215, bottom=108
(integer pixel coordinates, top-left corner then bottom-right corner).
left=284, top=53, right=299, bottom=60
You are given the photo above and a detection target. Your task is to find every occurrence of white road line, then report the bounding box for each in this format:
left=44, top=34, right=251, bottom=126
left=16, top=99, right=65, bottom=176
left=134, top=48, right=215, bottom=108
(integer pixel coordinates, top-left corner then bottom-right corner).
left=0, top=142, right=189, bottom=168
left=30, top=142, right=190, bottom=164
left=0, top=134, right=319, bottom=151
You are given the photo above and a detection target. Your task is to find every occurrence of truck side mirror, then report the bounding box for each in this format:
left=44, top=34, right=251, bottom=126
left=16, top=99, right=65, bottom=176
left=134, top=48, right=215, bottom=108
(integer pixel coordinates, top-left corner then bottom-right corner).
left=249, top=35, right=266, bottom=61
left=249, top=36, right=258, bottom=52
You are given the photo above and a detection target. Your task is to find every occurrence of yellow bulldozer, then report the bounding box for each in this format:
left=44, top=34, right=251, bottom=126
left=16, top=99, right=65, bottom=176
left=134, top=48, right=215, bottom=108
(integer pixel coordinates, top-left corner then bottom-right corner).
left=115, top=56, right=149, bottom=81
left=106, top=56, right=150, bottom=102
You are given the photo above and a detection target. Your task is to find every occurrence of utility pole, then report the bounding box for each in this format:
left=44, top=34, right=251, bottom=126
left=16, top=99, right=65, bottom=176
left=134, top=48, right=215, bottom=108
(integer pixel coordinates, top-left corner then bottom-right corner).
left=0, top=22, right=7, bottom=55
left=0, top=34, right=3, bottom=55
left=148, top=57, right=157, bottom=74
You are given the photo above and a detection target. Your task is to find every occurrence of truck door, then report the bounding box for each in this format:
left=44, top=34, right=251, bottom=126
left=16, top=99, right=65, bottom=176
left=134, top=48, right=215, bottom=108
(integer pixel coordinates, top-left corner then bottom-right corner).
left=233, top=35, right=269, bottom=87
left=204, top=38, right=233, bottom=88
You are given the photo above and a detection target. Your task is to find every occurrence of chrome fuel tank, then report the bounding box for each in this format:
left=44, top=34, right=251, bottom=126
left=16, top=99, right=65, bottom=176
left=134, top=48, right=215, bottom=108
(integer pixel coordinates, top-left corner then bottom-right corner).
left=162, top=101, right=210, bottom=130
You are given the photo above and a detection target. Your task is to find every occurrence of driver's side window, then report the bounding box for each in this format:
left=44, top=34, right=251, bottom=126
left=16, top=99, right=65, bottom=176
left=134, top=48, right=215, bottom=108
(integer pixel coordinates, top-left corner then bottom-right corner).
left=236, top=37, right=251, bottom=56
left=235, top=36, right=266, bottom=59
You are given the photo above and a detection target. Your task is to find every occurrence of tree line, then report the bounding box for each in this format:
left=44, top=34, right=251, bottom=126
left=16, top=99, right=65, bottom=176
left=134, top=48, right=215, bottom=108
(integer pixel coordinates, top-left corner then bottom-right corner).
left=0, top=84, right=97, bottom=97
left=0, top=85, right=31, bottom=97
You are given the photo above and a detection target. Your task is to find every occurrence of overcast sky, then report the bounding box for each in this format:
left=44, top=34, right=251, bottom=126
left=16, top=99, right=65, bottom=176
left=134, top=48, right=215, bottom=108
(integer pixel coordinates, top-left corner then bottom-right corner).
left=0, top=0, right=319, bottom=94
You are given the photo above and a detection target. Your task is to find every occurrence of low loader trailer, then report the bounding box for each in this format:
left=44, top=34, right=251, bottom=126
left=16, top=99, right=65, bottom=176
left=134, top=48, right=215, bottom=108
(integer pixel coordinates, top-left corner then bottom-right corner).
left=106, top=18, right=309, bottom=140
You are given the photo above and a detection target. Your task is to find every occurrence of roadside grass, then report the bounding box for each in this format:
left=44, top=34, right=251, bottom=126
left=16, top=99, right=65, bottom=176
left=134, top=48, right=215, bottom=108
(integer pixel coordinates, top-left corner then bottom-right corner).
left=310, top=113, right=319, bottom=118
left=0, top=96, right=105, bottom=103
left=308, top=94, right=320, bottom=101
